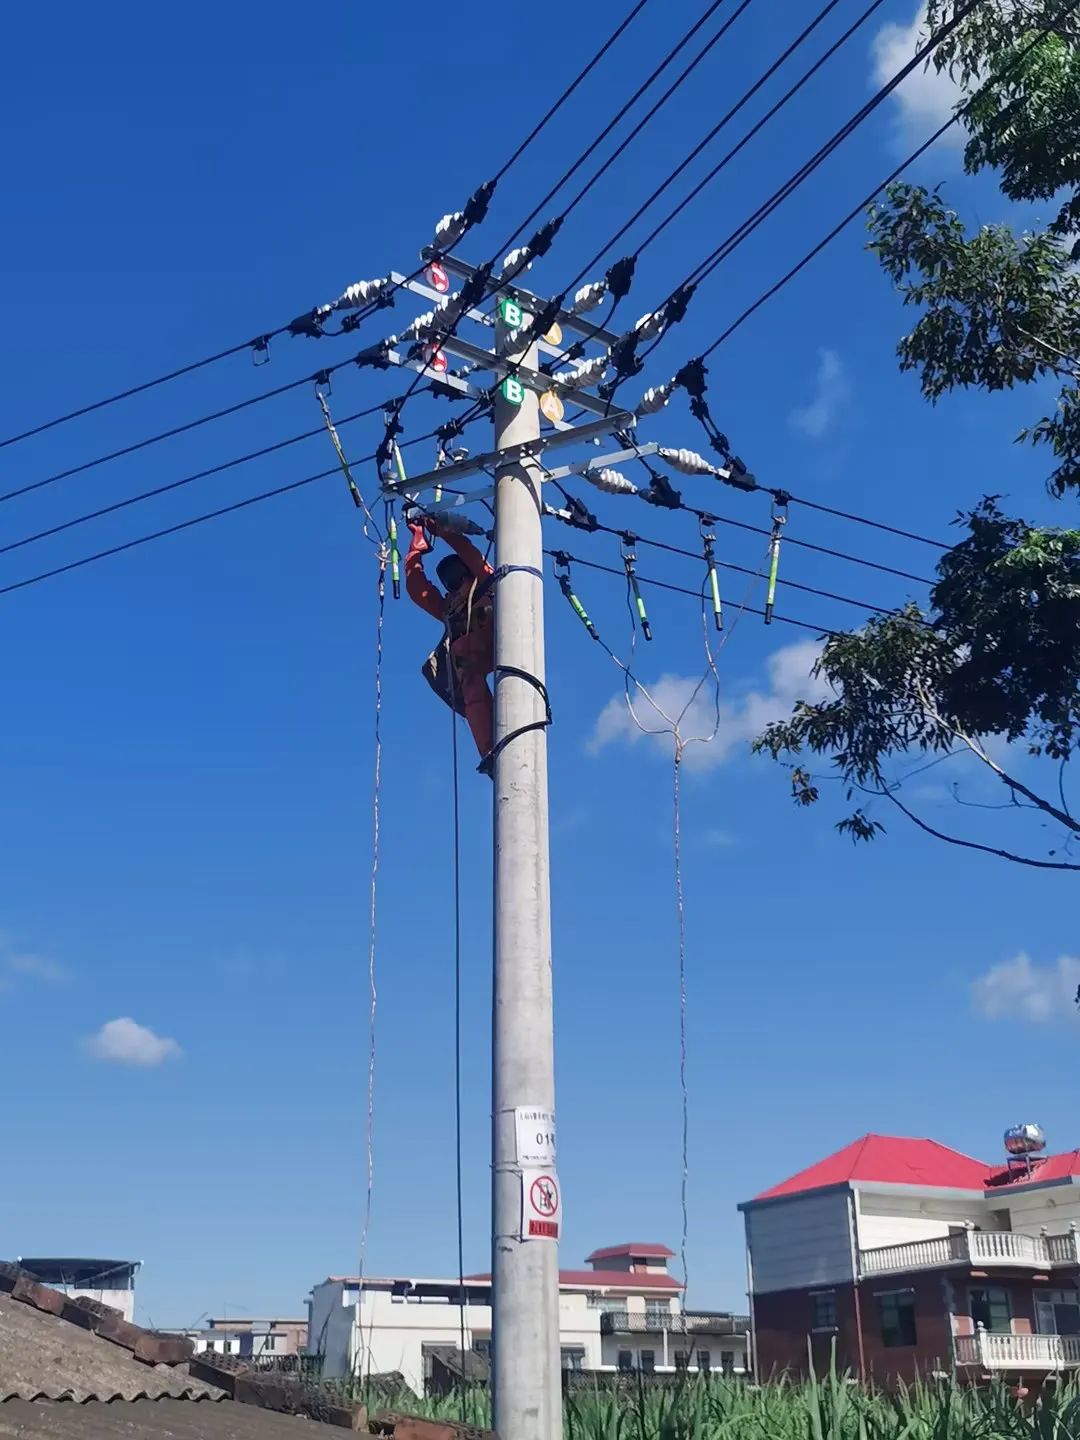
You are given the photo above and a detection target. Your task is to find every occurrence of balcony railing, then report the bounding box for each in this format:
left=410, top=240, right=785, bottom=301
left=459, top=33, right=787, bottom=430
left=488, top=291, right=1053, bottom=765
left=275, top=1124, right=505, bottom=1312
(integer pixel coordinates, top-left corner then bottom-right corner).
left=600, top=1312, right=749, bottom=1336
left=955, top=1331, right=1080, bottom=1370
left=859, top=1228, right=1080, bottom=1278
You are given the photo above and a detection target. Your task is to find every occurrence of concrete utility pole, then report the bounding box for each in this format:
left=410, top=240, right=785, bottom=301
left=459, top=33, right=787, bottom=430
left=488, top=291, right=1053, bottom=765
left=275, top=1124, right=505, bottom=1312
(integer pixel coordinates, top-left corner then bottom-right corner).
left=490, top=316, right=562, bottom=1440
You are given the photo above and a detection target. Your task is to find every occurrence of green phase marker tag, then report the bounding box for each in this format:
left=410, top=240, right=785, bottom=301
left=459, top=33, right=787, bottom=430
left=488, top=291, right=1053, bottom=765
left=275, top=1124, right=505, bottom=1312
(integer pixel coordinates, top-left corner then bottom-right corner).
left=502, top=376, right=525, bottom=406
left=499, top=298, right=525, bottom=329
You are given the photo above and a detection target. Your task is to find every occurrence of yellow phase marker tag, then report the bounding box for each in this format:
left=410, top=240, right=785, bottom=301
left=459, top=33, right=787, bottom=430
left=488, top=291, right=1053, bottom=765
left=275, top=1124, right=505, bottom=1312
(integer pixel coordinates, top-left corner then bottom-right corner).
left=540, top=389, right=565, bottom=424
left=544, top=321, right=563, bottom=347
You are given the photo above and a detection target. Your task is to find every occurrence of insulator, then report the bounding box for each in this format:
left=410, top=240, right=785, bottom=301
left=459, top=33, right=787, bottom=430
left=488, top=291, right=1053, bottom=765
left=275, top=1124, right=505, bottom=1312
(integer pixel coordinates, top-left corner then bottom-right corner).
left=336, top=277, right=390, bottom=311
left=554, top=352, right=610, bottom=392
left=400, top=307, right=438, bottom=342
left=434, top=211, right=467, bottom=250
left=636, top=381, right=676, bottom=417
left=583, top=467, right=640, bottom=496
left=572, top=280, right=607, bottom=314
left=501, top=245, right=533, bottom=278
left=401, top=296, right=459, bottom=342
left=633, top=310, right=666, bottom=342
left=657, top=446, right=718, bottom=478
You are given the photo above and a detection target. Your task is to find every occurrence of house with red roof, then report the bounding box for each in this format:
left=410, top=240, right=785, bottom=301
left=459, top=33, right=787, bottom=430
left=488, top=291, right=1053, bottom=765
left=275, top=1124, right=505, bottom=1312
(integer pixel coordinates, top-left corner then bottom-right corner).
left=741, top=1130, right=1080, bottom=1385
left=308, top=1243, right=749, bottom=1390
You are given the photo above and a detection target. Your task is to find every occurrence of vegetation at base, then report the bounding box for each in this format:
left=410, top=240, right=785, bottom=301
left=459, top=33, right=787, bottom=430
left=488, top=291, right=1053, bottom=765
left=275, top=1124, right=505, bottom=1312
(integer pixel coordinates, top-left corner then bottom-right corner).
left=326, top=1363, right=1080, bottom=1439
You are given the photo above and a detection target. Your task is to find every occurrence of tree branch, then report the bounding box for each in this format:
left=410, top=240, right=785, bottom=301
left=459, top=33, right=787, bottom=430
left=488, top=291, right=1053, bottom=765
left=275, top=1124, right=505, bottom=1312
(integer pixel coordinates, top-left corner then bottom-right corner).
left=871, top=785, right=1080, bottom=870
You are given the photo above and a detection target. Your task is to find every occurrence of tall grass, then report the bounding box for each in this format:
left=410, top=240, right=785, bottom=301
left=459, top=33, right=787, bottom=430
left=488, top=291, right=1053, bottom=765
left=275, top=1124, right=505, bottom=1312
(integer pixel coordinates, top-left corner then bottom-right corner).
left=353, top=1365, right=1080, bottom=1440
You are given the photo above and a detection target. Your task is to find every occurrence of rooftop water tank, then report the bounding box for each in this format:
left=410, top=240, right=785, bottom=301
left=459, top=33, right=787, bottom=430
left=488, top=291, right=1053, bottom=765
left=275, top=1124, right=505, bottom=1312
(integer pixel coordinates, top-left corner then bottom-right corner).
left=1004, top=1123, right=1046, bottom=1156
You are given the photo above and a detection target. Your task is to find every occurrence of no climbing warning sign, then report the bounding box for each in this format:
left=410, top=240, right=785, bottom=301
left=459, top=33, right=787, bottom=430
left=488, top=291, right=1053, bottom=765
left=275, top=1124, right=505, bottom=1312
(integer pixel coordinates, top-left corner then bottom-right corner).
left=521, top=1168, right=561, bottom=1241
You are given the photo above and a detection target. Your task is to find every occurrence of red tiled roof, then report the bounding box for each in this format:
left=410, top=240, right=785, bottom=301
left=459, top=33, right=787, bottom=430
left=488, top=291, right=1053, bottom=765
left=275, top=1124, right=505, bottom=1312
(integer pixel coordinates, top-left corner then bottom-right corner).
left=585, top=1244, right=675, bottom=1263
left=986, top=1150, right=1080, bottom=1188
left=465, top=1270, right=683, bottom=1290
left=755, top=1134, right=992, bottom=1200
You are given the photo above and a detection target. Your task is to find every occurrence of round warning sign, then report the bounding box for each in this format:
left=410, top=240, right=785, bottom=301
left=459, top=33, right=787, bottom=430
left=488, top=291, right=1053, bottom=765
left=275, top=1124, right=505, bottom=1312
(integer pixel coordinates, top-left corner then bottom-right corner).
left=540, top=390, right=565, bottom=425
left=424, top=345, right=448, bottom=374
left=545, top=321, right=563, bottom=347
left=522, top=1169, right=561, bottom=1240
left=427, top=262, right=450, bottom=295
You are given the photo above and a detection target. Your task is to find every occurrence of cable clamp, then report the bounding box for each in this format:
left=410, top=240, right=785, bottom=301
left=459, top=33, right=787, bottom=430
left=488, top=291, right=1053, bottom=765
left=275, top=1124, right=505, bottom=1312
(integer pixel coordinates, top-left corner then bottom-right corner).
left=251, top=335, right=272, bottom=366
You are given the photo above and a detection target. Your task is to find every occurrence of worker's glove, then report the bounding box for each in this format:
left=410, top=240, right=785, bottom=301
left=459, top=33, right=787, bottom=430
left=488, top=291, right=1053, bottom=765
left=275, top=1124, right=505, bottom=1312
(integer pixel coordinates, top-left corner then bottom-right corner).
left=408, top=521, right=433, bottom=556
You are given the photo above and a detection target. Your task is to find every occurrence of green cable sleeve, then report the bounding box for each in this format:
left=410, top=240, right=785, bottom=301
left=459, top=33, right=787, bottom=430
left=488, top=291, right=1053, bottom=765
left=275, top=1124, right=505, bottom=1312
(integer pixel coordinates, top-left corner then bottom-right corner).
left=708, top=565, right=722, bottom=630
left=388, top=513, right=401, bottom=599
left=765, top=534, right=781, bottom=624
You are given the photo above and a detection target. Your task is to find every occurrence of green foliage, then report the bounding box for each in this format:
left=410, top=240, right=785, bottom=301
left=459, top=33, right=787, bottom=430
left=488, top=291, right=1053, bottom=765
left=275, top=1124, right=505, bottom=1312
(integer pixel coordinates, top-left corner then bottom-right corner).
left=753, top=503, right=1080, bottom=860
left=343, top=1370, right=1080, bottom=1440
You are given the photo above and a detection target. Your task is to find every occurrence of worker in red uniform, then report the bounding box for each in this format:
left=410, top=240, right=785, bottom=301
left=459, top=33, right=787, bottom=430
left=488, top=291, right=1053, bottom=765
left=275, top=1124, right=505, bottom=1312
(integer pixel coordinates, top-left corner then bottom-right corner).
left=406, top=516, right=495, bottom=765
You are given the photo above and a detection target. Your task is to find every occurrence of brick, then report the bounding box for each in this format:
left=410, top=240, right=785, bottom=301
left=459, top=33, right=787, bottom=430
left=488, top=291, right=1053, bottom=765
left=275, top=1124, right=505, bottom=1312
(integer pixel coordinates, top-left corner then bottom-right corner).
left=305, top=1398, right=368, bottom=1430
left=11, top=1276, right=66, bottom=1316
left=93, top=1309, right=145, bottom=1352
left=0, top=1263, right=24, bottom=1294
left=234, top=1374, right=304, bottom=1414
left=61, top=1296, right=122, bottom=1330
left=134, top=1332, right=194, bottom=1366
left=188, top=1352, right=251, bottom=1397
left=392, top=1420, right=457, bottom=1440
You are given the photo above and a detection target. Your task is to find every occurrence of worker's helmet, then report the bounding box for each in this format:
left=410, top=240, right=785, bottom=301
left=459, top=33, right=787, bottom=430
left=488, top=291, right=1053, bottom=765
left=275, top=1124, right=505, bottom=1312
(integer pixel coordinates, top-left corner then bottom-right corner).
left=437, top=554, right=470, bottom=593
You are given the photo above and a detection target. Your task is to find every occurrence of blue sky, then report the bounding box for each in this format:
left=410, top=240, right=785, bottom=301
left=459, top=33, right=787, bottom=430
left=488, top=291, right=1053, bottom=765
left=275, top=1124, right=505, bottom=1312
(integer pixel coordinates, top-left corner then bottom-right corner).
left=1, top=0, right=1077, bottom=1328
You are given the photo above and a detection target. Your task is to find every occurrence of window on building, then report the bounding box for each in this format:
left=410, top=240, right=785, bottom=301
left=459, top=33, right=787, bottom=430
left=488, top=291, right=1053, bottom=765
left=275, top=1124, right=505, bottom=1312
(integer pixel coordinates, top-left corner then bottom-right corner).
left=617, top=1350, right=634, bottom=1373
left=878, top=1291, right=917, bottom=1348
left=560, top=1347, right=586, bottom=1372
left=674, top=1351, right=688, bottom=1370
left=970, top=1287, right=1011, bottom=1333
left=262, top=1335, right=278, bottom=1353
left=645, top=1299, right=669, bottom=1320
left=640, top=1350, right=656, bottom=1374
left=720, top=1351, right=735, bottom=1373
left=1036, top=1291, right=1080, bottom=1336
left=473, top=1338, right=492, bottom=1359
left=697, top=1350, right=711, bottom=1373
left=811, top=1291, right=837, bottom=1331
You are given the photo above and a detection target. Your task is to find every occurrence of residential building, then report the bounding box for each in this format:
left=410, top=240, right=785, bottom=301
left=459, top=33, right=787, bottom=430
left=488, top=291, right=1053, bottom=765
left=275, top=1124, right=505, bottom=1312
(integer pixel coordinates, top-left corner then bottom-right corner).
left=16, top=1257, right=140, bottom=1323
left=741, top=1129, right=1080, bottom=1385
left=0, top=1258, right=364, bottom=1438
left=308, top=1242, right=750, bottom=1392
left=181, top=1316, right=308, bottom=1358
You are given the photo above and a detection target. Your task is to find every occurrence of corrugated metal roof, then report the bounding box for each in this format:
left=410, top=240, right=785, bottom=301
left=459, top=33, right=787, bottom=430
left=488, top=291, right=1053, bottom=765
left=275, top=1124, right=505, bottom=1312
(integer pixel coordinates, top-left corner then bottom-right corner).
left=0, top=1294, right=221, bottom=1403
left=0, top=1397, right=320, bottom=1439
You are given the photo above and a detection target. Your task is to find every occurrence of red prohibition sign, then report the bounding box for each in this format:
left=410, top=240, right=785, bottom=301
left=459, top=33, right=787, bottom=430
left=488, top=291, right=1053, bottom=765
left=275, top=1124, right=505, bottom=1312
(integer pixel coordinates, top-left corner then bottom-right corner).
left=428, top=262, right=450, bottom=294
left=425, top=346, right=448, bottom=374
left=530, top=1175, right=559, bottom=1218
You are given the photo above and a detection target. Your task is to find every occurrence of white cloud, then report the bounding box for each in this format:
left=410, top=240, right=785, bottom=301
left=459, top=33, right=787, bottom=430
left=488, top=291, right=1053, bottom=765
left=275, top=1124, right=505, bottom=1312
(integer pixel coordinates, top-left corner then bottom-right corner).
left=789, top=350, right=852, bottom=439
left=7, top=952, right=68, bottom=983
left=871, top=2, right=966, bottom=148
left=588, top=638, right=827, bottom=773
left=972, top=953, right=1080, bottom=1025
left=85, top=1017, right=182, bottom=1066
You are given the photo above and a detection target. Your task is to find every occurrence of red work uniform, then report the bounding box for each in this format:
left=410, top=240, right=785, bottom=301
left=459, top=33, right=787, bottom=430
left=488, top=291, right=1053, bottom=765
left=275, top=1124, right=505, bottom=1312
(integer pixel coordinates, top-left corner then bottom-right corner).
left=405, top=525, right=495, bottom=759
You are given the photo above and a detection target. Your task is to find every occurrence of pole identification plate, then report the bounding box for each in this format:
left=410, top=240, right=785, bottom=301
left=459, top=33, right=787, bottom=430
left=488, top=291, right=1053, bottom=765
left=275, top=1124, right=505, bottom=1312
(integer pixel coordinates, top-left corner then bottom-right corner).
left=515, top=1106, right=556, bottom=1165
left=521, top=1168, right=561, bottom=1241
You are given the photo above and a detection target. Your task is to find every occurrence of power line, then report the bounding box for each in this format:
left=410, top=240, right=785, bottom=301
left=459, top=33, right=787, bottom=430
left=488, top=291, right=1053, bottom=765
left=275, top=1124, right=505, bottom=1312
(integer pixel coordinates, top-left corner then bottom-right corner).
left=691, top=3, right=1080, bottom=360
left=0, top=426, right=445, bottom=599
left=566, top=0, right=886, bottom=289
left=0, top=0, right=654, bottom=456
left=0, top=391, right=461, bottom=559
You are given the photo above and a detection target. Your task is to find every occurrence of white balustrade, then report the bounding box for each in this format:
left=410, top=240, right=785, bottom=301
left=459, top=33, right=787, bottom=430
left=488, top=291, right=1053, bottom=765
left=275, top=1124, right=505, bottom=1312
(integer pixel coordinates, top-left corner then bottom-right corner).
left=860, top=1226, right=1080, bottom=1278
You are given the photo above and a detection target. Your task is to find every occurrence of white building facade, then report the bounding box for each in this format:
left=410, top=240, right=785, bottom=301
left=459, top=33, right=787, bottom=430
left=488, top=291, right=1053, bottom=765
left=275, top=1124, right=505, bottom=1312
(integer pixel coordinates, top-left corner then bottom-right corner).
left=308, top=1244, right=749, bottom=1393
left=17, top=1257, right=140, bottom=1324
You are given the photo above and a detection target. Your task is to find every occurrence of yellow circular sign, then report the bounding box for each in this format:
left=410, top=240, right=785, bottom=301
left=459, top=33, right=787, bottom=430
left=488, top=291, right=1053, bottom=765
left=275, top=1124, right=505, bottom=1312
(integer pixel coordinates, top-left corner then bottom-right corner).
left=540, top=389, right=565, bottom=425
left=544, top=321, right=563, bottom=347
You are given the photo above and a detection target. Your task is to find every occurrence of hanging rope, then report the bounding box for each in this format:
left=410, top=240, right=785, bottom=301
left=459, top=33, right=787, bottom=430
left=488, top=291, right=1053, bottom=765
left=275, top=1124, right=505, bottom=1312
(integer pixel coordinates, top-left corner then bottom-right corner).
left=355, top=545, right=387, bottom=1384
left=556, top=543, right=768, bottom=1304
left=450, top=680, right=468, bottom=1420
left=315, top=387, right=384, bottom=541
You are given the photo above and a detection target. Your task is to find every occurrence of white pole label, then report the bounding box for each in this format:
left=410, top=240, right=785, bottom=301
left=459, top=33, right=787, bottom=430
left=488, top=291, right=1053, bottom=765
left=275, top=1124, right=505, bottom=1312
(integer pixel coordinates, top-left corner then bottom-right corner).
left=515, top=1106, right=556, bottom=1165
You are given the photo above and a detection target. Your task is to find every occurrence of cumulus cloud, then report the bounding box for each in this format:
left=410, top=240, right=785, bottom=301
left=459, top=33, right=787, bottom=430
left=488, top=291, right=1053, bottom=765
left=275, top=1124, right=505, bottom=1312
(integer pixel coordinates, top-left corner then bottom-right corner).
left=871, top=2, right=965, bottom=148
left=789, top=350, right=852, bottom=439
left=85, top=1017, right=182, bottom=1066
left=972, top=953, right=1080, bottom=1025
left=589, top=638, right=827, bottom=773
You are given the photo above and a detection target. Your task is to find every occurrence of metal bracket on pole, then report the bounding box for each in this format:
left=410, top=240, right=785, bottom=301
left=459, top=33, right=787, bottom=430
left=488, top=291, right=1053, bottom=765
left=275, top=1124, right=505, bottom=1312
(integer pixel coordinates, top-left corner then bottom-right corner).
left=430, top=334, right=616, bottom=418
left=419, top=250, right=620, bottom=348
left=384, top=412, right=637, bottom=497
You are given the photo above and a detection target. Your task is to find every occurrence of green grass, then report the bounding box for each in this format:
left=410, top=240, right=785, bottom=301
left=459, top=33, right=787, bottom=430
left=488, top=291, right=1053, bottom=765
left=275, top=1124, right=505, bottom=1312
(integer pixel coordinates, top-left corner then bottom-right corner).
left=338, top=1365, right=1080, bottom=1440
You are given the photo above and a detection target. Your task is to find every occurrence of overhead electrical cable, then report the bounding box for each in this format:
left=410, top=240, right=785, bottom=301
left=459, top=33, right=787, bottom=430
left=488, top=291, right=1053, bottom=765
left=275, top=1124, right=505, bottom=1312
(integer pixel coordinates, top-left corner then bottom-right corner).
left=0, top=0, right=655, bottom=453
